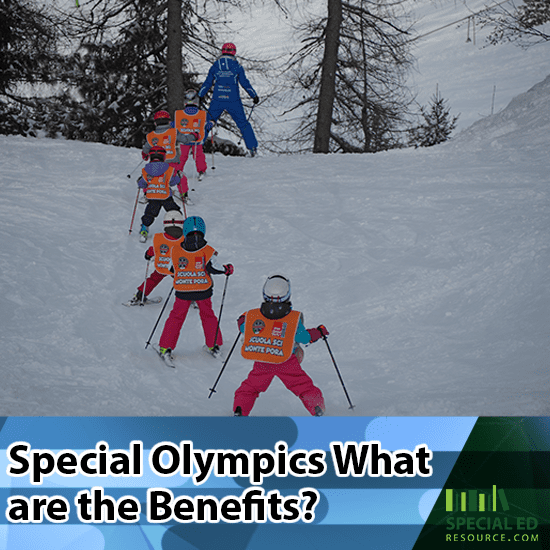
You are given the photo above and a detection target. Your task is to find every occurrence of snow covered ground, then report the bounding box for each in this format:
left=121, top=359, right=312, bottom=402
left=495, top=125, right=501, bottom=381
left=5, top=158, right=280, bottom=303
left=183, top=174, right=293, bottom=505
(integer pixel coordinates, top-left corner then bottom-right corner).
left=1, top=73, right=549, bottom=417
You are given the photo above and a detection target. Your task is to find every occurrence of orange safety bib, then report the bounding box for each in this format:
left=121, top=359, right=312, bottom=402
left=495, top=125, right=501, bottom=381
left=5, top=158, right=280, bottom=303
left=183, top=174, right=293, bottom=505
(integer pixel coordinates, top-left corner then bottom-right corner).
left=153, top=233, right=184, bottom=276
left=174, top=110, right=207, bottom=142
left=241, top=309, right=302, bottom=364
left=146, top=128, right=178, bottom=160
left=172, top=245, right=216, bottom=292
left=142, top=166, right=175, bottom=201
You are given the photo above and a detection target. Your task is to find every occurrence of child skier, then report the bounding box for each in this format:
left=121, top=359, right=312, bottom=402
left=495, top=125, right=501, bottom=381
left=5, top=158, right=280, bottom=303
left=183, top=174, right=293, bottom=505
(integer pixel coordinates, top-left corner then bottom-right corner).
left=142, top=110, right=196, bottom=200
left=198, top=43, right=259, bottom=157
left=156, top=216, right=234, bottom=366
left=137, top=146, right=182, bottom=243
left=126, top=210, right=185, bottom=306
left=233, top=274, right=328, bottom=417
left=174, top=89, right=213, bottom=183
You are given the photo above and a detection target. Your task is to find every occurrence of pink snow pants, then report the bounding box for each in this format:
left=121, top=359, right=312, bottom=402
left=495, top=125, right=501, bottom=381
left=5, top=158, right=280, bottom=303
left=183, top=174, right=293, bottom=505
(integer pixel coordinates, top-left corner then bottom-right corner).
left=176, top=145, right=207, bottom=195
left=233, top=355, right=325, bottom=416
left=167, top=160, right=188, bottom=197
left=159, top=296, right=222, bottom=351
left=138, top=270, right=166, bottom=296
left=181, top=144, right=207, bottom=173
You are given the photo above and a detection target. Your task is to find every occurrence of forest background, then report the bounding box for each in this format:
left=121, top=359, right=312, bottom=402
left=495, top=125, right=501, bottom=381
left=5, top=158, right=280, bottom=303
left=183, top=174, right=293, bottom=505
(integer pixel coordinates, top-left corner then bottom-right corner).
left=2, top=0, right=549, bottom=155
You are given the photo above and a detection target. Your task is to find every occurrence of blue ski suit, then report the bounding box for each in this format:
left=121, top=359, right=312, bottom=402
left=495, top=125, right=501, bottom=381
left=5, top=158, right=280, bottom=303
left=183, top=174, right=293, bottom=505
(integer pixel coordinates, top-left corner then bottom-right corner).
left=198, top=54, right=258, bottom=151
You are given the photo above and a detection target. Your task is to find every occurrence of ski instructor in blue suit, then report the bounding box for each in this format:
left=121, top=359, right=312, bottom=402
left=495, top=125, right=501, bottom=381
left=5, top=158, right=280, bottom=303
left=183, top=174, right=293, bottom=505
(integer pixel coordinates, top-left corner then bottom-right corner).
left=198, top=42, right=259, bottom=156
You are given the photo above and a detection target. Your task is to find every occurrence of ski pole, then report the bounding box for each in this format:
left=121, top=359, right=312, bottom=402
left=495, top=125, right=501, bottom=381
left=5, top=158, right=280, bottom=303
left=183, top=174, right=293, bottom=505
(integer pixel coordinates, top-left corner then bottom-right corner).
left=210, top=123, right=216, bottom=171
left=126, top=159, right=144, bottom=179
left=181, top=193, right=188, bottom=219
left=212, top=274, right=229, bottom=349
left=177, top=186, right=187, bottom=219
left=208, top=331, right=241, bottom=398
left=145, top=287, right=174, bottom=349
left=244, top=103, right=256, bottom=125
left=191, top=144, right=197, bottom=188
left=129, top=187, right=140, bottom=234
left=198, top=98, right=216, bottom=171
left=140, top=259, right=151, bottom=306
left=321, top=332, right=355, bottom=410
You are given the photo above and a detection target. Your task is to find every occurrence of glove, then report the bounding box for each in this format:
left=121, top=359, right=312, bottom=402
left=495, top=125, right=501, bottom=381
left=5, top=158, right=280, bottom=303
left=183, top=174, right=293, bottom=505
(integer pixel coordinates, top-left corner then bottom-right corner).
left=141, top=151, right=149, bottom=161
left=237, top=314, right=245, bottom=330
left=223, top=264, right=234, bottom=276
left=144, top=246, right=154, bottom=261
left=307, top=325, right=329, bottom=343
left=253, top=96, right=259, bottom=105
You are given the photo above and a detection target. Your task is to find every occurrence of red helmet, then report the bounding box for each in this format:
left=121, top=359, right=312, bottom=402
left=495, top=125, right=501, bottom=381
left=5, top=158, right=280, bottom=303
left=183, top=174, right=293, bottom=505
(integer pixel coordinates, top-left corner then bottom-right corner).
left=221, top=42, right=236, bottom=55
left=153, top=110, right=170, bottom=122
left=149, top=146, right=167, bottom=161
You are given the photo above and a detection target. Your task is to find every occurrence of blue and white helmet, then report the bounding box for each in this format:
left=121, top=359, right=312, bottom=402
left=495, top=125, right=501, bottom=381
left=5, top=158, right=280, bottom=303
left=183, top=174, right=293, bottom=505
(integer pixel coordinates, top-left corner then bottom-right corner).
left=263, top=275, right=291, bottom=303
left=184, top=89, right=199, bottom=106
left=183, top=215, right=206, bottom=236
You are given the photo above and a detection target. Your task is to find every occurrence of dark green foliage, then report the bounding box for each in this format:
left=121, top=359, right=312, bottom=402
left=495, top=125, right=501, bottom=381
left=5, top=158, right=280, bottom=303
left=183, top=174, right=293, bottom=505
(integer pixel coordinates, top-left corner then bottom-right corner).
left=0, top=0, right=66, bottom=136
left=0, top=0, right=62, bottom=94
left=55, top=2, right=196, bottom=147
left=203, top=136, right=246, bottom=157
left=0, top=0, right=200, bottom=145
left=408, top=88, right=459, bottom=148
left=65, top=25, right=167, bottom=147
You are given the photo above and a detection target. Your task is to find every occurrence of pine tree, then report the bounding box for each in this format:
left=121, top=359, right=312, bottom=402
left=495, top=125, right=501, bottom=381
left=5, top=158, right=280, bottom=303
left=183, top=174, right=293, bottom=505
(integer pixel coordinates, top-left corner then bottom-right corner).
left=53, top=1, right=198, bottom=148
left=0, top=0, right=65, bottom=137
left=408, top=87, right=459, bottom=148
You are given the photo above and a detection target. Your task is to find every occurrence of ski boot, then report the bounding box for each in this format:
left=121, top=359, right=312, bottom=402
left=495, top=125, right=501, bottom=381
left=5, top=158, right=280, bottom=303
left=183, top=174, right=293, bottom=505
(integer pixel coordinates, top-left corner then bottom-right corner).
left=234, top=406, right=243, bottom=416
left=139, top=224, right=149, bottom=243
left=204, top=344, right=222, bottom=358
left=157, top=346, right=175, bottom=368
left=128, top=290, right=144, bottom=306
left=314, top=406, right=324, bottom=417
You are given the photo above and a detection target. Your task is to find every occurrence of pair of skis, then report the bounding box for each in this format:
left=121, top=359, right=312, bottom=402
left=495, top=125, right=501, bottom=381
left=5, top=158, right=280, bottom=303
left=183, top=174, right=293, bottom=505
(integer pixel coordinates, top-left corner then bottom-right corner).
left=121, top=296, right=162, bottom=307
left=152, top=344, right=224, bottom=369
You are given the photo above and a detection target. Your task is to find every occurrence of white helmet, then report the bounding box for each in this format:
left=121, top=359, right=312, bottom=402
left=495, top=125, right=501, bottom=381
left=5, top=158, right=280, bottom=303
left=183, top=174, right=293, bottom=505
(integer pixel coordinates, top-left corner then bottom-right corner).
left=262, top=275, right=291, bottom=303
left=163, top=210, right=184, bottom=228
left=184, top=89, right=199, bottom=107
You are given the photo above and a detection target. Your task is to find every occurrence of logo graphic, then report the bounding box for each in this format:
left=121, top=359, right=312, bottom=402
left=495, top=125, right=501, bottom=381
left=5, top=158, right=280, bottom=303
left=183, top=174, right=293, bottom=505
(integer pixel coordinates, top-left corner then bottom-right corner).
left=444, top=484, right=538, bottom=542
left=152, top=137, right=159, bottom=145
left=252, top=320, right=265, bottom=334
left=178, top=257, right=188, bottom=269
left=195, top=258, right=204, bottom=270
left=160, top=244, right=169, bottom=255
left=271, top=322, right=287, bottom=338
left=446, top=486, right=509, bottom=513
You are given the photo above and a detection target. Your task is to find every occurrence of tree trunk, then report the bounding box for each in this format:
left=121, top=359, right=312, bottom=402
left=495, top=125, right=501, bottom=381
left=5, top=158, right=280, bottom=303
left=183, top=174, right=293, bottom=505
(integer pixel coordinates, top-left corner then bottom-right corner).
left=313, top=0, right=342, bottom=153
left=166, top=0, right=184, bottom=116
